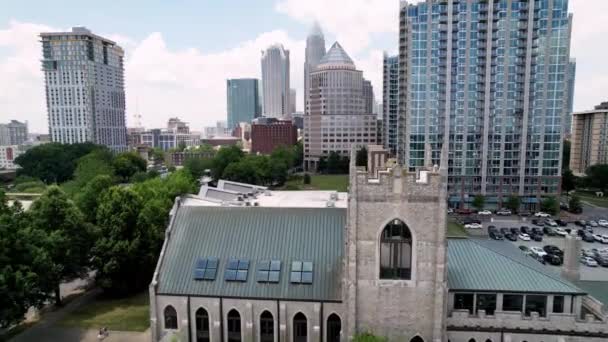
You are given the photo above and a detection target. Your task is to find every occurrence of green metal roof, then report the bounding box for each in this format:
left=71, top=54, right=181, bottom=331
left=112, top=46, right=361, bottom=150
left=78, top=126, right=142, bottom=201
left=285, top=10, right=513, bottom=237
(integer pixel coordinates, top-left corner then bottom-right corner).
left=156, top=205, right=345, bottom=301
left=447, top=239, right=585, bottom=294
left=574, top=281, right=608, bottom=307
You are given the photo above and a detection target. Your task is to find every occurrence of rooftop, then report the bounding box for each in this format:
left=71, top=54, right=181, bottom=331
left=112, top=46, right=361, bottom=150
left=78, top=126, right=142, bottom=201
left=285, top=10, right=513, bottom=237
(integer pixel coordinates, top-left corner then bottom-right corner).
left=319, top=42, right=355, bottom=68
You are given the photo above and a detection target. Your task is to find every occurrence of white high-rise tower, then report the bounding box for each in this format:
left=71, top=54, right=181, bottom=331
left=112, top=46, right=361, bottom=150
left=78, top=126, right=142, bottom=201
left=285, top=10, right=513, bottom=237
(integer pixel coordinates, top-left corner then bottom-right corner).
left=304, top=22, right=326, bottom=115
left=261, top=44, right=290, bottom=118
left=40, top=27, right=127, bottom=151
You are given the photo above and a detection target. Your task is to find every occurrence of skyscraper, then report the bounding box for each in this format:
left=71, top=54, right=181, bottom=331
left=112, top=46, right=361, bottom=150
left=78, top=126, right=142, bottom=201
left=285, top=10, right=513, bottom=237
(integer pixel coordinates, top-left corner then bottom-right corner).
left=382, top=54, right=399, bottom=156
left=304, top=22, right=326, bottom=115
left=0, top=120, right=28, bottom=146
left=362, top=79, right=374, bottom=115
left=226, top=78, right=261, bottom=130
left=289, top=88, right=296, bottom=116
left=304, top=42, right=377, bottom=171
left=398, top=0, right=572, bottom=209
left=261, top=44, right=290, bottom=118
left=40, top=27, right=127, bottom=151
left=564, top=59, right=576, bottom=135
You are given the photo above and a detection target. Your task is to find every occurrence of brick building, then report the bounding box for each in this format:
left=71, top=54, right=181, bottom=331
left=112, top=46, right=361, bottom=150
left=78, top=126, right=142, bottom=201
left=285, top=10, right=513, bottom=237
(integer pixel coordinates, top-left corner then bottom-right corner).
left=250, top=117, right=297, bottom=154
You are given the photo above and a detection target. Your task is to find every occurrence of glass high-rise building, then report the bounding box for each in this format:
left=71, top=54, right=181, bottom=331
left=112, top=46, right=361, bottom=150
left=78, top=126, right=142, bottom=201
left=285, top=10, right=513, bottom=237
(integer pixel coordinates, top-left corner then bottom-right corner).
left=226, top=78, right=261, bottom=130
left=382, top=54, right=399, bottom=156
left=564, top=59, right=576, bottom=135
left=398, top=0, right=573, bottom=210
left=261, top=44, right=290, bottom=118
left=40, top=27, right=127, bottom=151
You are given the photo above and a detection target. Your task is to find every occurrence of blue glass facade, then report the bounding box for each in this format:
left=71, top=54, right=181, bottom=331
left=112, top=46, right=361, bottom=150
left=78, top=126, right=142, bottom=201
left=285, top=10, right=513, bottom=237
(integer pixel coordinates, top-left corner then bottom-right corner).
left=227, top=78, right=261, bottom=130
left=382, top=54, right=399, bottom=156
left=399, top=0, right=572, bottom=209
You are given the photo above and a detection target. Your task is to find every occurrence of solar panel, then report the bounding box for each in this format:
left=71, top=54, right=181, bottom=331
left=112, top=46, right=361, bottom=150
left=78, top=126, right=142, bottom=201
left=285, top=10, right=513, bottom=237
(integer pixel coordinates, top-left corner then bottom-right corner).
left=225, top=258, right=249, bottom=282
left=257, top=260, right=281, bottom=283
left=290, top=261, right=313, bottom=284
left=301, top=271, right=313, bottom=284
left=270, top=260, right=281, bottom=271
left=193, top=257, right=219, bottom=281
left=268, top=270, right=280, bottom=283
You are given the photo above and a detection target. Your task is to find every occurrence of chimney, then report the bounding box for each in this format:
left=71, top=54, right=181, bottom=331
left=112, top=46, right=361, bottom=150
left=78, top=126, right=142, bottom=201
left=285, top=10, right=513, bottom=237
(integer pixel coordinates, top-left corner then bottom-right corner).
left=561, top=235, right=581, bottom=282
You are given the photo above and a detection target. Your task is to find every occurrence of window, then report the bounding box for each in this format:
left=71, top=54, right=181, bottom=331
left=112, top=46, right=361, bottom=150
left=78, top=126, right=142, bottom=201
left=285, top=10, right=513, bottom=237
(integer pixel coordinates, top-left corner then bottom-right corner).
left=164, top=305, right=178, bottom=330
left=227, top=309, right=242, bottom=342
left=525, top=295, right=547, bottom=317
left=290, top=261, right=313, bottom=284
left=257, top=260, right=281, bottom=283
left=327, top=314, right=341, bottom=342
left=503, top=294, right=524, bottom=312
left=468, top=339, right=476, bottom=342
left=195, top=308, right=210, bottom=342
left=194, top=258, right=219, bottom=280
left=293, top=312, right=307, bottom=342
left=454, top=293, right=474, bottom=314
left=553, top=295, right=564, bottom=313
left=410, top=337, right=424, bottom=342
left=476, top=294, right=497, bottom=315
left=225, top=259, right=250, bottom=282
left=380, top=219, right=412, bottom=279
left=260, top=311, right=274, bottom=342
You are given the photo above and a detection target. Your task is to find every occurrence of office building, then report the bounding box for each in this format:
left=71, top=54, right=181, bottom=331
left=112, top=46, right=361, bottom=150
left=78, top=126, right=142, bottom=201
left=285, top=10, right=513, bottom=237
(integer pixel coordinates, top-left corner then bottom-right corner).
left=289, top=88, right=296, bottom=116
left=565, top=59, right=576, bottom=135
left=150, top=149, right=608, bottom=342
left=250, top=117, right=297, bottom=154
left=0, top=120, right=28, bottom=146
left=0, top=145, right=25, bottom=169
left=570, top=103, right=608, bottom=176
left=226, top=79, right=261, bottom=130
left=40, top=27, right=127, bottom=151
left=362, top=79, right=374, bottom=115
left=398, top=0, right=573, bottom=210
left=129, top=118, right=200, bottom=151
left=304, top=22, right=326, bottom=115
left=382, top=54, right=399, bottom=156
left=261, top=44, right=290, bottom=118
left=304, top=42, right=377, bottom=171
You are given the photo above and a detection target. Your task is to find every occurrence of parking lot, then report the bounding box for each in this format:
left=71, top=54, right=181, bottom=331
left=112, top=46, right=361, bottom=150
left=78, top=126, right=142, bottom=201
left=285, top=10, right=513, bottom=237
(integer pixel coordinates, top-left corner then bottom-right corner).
left=463, top=205, right=608, bottom=282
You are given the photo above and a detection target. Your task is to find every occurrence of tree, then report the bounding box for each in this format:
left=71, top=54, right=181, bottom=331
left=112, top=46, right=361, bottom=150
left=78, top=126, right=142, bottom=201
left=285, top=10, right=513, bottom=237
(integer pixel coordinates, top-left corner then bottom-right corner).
left=504, top=195, right=521, bottom=213
left=222, top=157, right=261, bottom=185
left=212, top=145, right=244, bottom=180
left=569, top=195, right=583, bottom=214
left=356, top=146, right=368, bottom=167
left=326, top=152, right=342, bottom=174
left=585, top=164, right=608, bottom=192
left=28, top=186, right=91, bottom=305
left=303, top=173, right=311, bottom=185
left=113, top=152, right=147, bottom=182
left=0, top=192, right=54, bottom=326
left=562, top=139, right=571, bottom=170
left=75, top=175, right=115, bottom=223
left=270, top=145, right=295, bottom=169
left=292, top=141, right=303, bottom=169
left=183, top=157, right=213, bottom=179
left=561, top=168, right=577, bottom=192
left=472, top=195, right=485, bottom=211
left=91, top=187, right=153, bottom=295
left=541, top=196, right=560, bottom=215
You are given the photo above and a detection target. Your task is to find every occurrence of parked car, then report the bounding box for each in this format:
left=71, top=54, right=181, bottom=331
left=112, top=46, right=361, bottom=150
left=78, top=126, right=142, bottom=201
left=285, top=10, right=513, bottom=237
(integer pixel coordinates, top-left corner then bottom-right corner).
left=555, top=219, right=568, bottom=227
left=489, top=231, right=504, bottom=240
left=594, top=255, right=608, bottom=267
left=465, top=223, right=483, bottom=229
left=510, top=227, right=520, bottom=235
left=581, top=256, right=599, bottom=267
left=478, top=210, right=492, bottom=216
left=543, top=245, right=563, bottom=256
left=593, top=234, right=605, bottom=243
left=519, top=210, right=531, bottom=217
left=544, top=219, right=558, bottom=227
left=463, top=218, right=482, bottom=225
left=531, top=219, right=544, bottom=227
left=577, top=229, right=586, bottom=237
left=531, top=234, right=543, bottom=242
left=519, top=245, right=530, bottom=253
left=589, top=220, right=599, bottom=227
left=447, top=208, right=454, bottom=214
left=534, top=212, right=551, bottom=218
left=530, top=253, right=546, bottom=264
left=531, top=227, right=543, bottom=236
left=543, top=254, right=562, bottom=266
left=543, top=227, right=556, bottom=236
left=575, top=220, right=587, bottom=227
left=598, top=219, right=608, bottom=227
left=584, top=226, right=594, bottom=233
left=519, top=233, right=531, bottom=241
left=553, top=227, right=568, bottom=237
left=456, top=208, right=474, bottom=215
left=500, top=227, right=510, bottom=236
left=521, top=226, right=531, bottom=234
left=530, top=246, right=547, bottom=257
left=602, top=235, right=608, bottom=244
left=496, top=209, right=512, bottom=216
left=583, top=232, right=596, bottom=243
left=505, top=233, right=517, bottom=241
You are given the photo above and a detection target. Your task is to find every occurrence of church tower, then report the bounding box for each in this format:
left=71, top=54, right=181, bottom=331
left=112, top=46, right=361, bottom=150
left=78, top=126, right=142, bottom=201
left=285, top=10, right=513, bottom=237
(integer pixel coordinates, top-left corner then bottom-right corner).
left=343, top=145, right=448, bottom=342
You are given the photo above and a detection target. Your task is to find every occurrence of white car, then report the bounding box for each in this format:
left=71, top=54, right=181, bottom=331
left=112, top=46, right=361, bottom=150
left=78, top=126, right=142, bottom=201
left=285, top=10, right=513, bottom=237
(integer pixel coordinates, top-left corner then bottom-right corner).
left=530, top=246, right=547, bottom=257
left=593, top=234, right=605, bottom=243
left=598, top=219, right=608, bottom=227
left=465, top=223, right=483, bottom=229
left=581, top=256, right=598, bottom=267
left=518, top=233, right=531, bottom=241
left=554, top=227, right=568, bottom=236
left=447, top=208, right=454, bottom=214
left=601, top=235, right=608, bottom=244
left=589, top=220, right=599, bottom=227
left=544, top=220, right=558, bottom=227
left=477, top=210, right=492, bottom=216
left=534, top=212, right=550, bottom=218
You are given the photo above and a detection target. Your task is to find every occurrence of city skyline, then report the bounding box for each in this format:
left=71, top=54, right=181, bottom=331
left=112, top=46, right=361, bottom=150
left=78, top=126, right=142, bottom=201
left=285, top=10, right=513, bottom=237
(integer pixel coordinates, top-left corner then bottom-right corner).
left=0, top=0, right=603, bottom=134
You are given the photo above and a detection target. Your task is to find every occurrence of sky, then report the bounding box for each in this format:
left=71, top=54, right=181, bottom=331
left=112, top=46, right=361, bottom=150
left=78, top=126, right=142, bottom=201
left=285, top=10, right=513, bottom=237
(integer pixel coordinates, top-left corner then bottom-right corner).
left=0, top=0, right=605, bottom=133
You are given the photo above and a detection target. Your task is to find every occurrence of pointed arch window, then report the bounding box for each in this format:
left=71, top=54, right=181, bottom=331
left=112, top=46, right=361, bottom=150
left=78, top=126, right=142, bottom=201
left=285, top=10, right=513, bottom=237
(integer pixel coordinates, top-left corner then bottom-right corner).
left=227, top=309, right=242, bottom=342
left=260, top=311, right=274, bottom=342
left=195, top=307, right=210, bottom=342
left=164, top=305, right=178, bottom=330
left=293, top=312, right=307, bottom=342
left=380, top=219, right=412, bottom=279
left=327, top=314, right=341, bottom=342
left=410, top=336, right=424, bottom=342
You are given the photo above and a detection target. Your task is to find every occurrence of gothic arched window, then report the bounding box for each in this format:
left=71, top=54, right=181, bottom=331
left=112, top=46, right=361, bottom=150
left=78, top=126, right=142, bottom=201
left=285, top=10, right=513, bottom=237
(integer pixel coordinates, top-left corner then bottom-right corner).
left=380, top=219, right=412, bottom=279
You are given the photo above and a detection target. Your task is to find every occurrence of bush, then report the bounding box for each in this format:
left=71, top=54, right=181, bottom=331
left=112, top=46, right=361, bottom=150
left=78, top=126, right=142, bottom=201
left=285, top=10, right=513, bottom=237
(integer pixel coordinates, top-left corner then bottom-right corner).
left=303, top=173, right=311, bottom=185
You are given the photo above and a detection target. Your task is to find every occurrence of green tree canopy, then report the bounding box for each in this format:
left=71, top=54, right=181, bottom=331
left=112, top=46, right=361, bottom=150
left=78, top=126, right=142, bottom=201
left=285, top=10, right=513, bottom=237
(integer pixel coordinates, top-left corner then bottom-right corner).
left=585, top=164, right=608, bottom=192
left=541, top=196, right=560, bottom=215
left=212, top=145, right=244, bottom=180
left=562, top=139, right=570, bottom=170
left=472, top=195, right=485, bottom=211
left=504, top=195, right=521, bottom=212
left=569, top=195, right=583, bottom=214
left=75, top=175, right=115, bottom=223
left=183, top=157, right=213, bottom=180
left=113, top=152, right=147, bottom=182
left=29, top=186, right=91, bottom=305
left=561, top=168, right=577, bottom=192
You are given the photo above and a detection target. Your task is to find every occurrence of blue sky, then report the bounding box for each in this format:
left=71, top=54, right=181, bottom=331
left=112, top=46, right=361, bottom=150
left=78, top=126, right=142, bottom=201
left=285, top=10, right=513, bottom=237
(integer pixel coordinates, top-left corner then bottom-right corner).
left=0, top=0, right=606, bottom=133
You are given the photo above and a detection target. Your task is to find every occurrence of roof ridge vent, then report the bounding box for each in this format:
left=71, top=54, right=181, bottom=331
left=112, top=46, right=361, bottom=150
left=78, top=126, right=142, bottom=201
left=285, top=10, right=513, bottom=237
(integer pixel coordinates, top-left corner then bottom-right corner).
left=330, top=192, right=339, bottom=201
left=326, top=200, right=335, bottom=207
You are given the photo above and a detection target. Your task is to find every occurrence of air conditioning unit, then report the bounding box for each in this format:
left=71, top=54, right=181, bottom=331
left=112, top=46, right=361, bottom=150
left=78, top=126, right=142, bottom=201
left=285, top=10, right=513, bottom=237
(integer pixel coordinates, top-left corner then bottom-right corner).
left=330, top=192, right=339, bottom=201
left=326, top=200, right=335, bottom=208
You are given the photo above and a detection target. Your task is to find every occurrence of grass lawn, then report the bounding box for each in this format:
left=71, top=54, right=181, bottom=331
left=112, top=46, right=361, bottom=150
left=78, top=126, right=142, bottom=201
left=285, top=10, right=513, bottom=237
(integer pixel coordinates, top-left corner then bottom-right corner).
left=60, top=292, right=149, bottom=332
left=284, top=174, right=349, bottom=192
left=575, top=191, right=608, bottom=208
left=447, top=220, right=468, bottom=237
